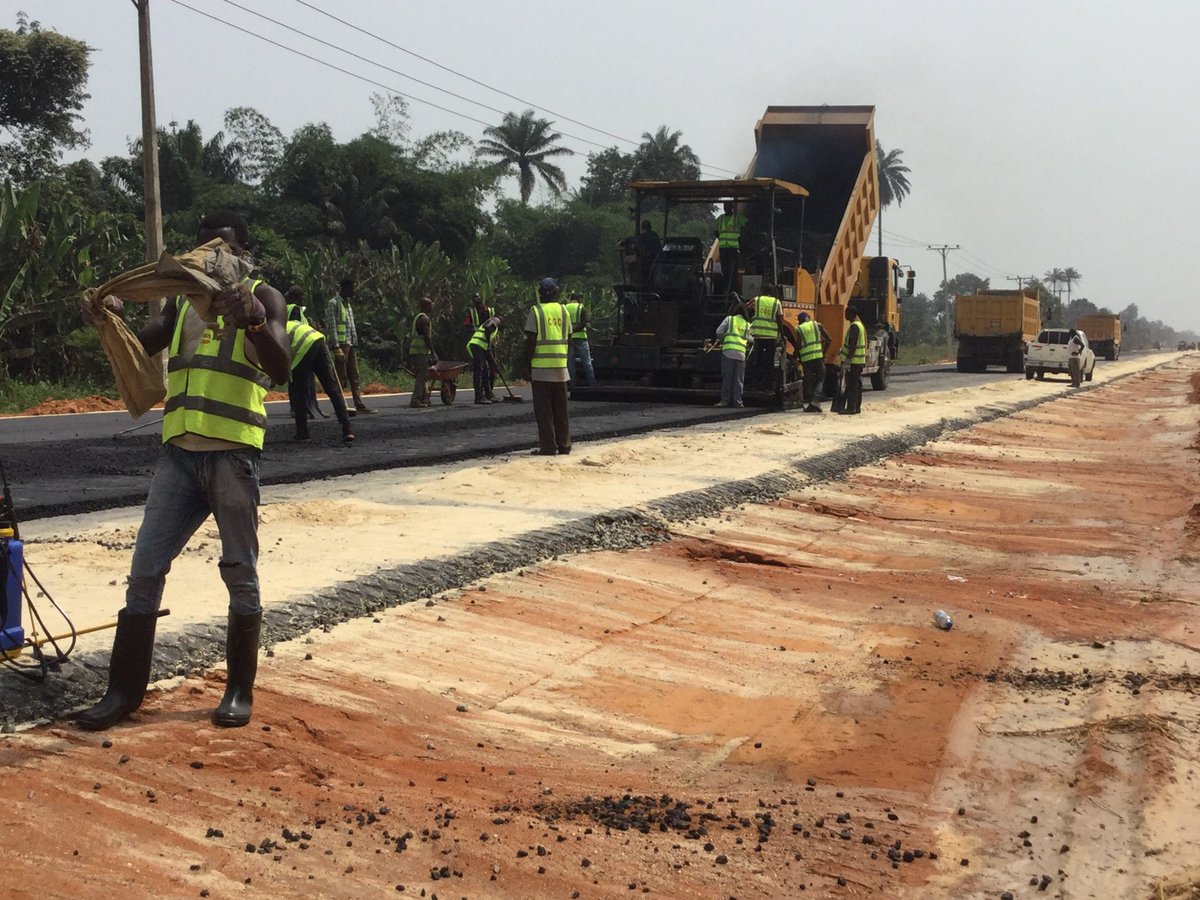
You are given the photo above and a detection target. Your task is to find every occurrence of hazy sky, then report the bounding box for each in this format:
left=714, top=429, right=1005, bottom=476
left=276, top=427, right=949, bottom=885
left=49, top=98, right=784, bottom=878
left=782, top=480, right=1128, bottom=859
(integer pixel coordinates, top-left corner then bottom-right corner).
left=10, top=0, right=1200, bottom=329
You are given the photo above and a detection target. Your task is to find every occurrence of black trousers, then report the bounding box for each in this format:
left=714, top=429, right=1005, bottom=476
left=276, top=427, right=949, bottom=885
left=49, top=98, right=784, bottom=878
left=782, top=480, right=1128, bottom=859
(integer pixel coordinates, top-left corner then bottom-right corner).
left=801, top=359, right=824, bottom=405
left=290, top=339, right=352, bottom=438
left=531, top=380, right=570, bottom=454
left=719, top=247, right=740, bottom=294
left=470, top=346, right=494, bottom=401
left=844, top=364, right=864, bottom=414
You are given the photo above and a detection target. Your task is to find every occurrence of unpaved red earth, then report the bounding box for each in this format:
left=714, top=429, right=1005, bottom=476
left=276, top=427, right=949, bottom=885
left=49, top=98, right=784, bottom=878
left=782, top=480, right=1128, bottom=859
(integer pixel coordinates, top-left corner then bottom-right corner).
left=3, top=363, right=1200, bottom=899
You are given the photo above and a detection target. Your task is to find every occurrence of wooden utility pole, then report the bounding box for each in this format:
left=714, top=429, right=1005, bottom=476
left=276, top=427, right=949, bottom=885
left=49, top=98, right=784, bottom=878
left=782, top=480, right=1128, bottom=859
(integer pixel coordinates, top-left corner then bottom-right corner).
left=135, top=0, right=166, bottom=379
left=927, top=244, right=959, bottom=351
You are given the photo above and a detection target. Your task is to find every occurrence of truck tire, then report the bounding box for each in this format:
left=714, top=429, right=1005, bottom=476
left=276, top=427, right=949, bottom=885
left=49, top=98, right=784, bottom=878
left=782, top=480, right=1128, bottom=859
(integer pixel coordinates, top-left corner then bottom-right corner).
left=1006, top=353, right=1024, bottom=374
left=1085, top=366, right=1094, bottom=382
left=1035, top=369, right=1045, bottom=381
left=1025, top=367, right=1034, bottom=380
left=1106, top=349, right=1116, bottom=361
left=956, top=357, right=969, bottom=373
left=870, top=359, right=889, bottom=391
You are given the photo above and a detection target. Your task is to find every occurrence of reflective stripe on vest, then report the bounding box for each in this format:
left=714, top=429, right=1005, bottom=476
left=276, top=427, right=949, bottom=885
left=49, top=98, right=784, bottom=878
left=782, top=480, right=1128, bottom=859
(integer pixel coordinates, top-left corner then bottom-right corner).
left=467, top=323, right=492, bottom=353
left=722, top=315, right=751, bottom=354
left=564, top=301, right=587, bottom=339
left=286, top=319, right=322, bottom=370
left=716, top=213, right=746, bottom=248
left=286, top=303, right=309, bottom=325
left=750, top=295, right=781, bottom=339
left=162, top=286, right=270, bottom=449
left=842, top=319, right=867, bottom=365
left=531, top=302, right=568, bottom=369
left=469, top=305, right=495, bottom=330
left=797, top=319, right=824, bottom=362
left=409, top=312, right=432, bottom=355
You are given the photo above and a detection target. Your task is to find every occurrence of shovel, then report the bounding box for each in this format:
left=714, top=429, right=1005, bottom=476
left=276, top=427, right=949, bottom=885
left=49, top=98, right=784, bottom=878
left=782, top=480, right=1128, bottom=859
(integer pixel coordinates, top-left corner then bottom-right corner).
left=494, top=366, right=525, bottom=403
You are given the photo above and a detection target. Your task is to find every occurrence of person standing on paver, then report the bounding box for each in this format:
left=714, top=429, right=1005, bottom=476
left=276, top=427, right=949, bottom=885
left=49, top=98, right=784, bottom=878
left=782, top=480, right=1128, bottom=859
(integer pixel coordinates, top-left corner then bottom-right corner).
left=796, top=311, right=830, bottom=413
left=408, top=296, right=438, bottom=408
left=287, top=317, right=355, bottom=444
left=524, top=278, right=572, bottom=455
left=714, top=201, right=748, bottom=296
left=76, top=210, right=291, bottom=731
left=1068, top=329, right=1085, bottom=388
left=326, top=277, right=376, bottom=416
left=715, top=296, right=753, bottom=408
left=839, top=305, right=866, bottom=415
left=563, top=291, right=595, bottom=387
left=467, top=316, right=502, bottom=404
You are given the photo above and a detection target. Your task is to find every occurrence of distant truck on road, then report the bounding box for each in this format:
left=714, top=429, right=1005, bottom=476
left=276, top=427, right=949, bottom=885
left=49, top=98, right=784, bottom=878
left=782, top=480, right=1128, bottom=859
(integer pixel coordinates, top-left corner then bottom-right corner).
left=954, top=289, right=1040, bottom=373
left=1076, top=314, right=1121, bottom=360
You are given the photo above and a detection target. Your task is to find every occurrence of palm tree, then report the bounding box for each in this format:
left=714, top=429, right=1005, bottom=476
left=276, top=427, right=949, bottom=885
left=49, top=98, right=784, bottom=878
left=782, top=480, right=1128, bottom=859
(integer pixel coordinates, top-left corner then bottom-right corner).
left=476, top=109, right=573, bottom=204
left=876, top=140, right=911, bottom=257
left=633, top=126, right=701, bottom=181
left=1061, top=267, right=1082, bottom=304
left=1044, top=268, right=1066, bottom=299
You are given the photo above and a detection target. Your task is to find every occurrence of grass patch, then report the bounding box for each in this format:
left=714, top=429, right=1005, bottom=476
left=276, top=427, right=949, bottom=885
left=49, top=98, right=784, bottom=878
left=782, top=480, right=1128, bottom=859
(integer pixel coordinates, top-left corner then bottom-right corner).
left=0, top=376, right=119, bottom=415
left=897, top=342, right=955, bottom=365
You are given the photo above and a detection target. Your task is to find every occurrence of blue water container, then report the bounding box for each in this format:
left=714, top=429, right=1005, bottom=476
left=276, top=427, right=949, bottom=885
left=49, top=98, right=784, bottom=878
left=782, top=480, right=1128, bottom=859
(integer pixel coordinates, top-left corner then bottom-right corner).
left=0, top=537, right=23, bottom=653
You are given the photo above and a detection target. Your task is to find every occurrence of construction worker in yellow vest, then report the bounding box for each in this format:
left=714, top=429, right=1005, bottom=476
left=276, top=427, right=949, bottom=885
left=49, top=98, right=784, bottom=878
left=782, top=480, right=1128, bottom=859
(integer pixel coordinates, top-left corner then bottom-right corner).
left=838, top=305, right=868, bottom=415
left=562, top=290, right=596, bottom=386
left=523, top=277, right=572, bottom=455
left=714, top=201, right=748, bottom=295
left=715, top=296, right=754, bottom=407
left=467, top=316, right=502, bottom=404
left=286, top=318, right=354, bottom=443
left=796, top=312, right=831, bottom=413
left=285, top=285, right=329, bottom=421
left=407, top=296, right=438, bottom=408
left=76, top=209, right=291, bottom=733
left=746, top=290, right=799, bottom=387
left=325, top=277, right=375, bottom=415
left=464, top=292, right=496, bottom=331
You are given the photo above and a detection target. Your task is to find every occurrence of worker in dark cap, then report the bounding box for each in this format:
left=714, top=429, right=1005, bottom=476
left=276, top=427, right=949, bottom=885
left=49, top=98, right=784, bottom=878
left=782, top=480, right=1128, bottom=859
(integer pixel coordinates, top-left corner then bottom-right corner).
left=524, top=277, right=572, bottom=454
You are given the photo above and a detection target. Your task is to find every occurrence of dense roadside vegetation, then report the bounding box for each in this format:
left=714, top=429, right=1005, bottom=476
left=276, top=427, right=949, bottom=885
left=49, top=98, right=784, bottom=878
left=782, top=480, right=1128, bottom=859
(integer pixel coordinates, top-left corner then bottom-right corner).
left=0, top=15, right=1190, bottom=411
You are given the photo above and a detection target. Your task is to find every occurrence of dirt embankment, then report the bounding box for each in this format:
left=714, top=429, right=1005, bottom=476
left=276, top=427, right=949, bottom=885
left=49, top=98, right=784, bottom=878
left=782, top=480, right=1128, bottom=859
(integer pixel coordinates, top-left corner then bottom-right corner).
left=1, top=358, right=1199, bottom=898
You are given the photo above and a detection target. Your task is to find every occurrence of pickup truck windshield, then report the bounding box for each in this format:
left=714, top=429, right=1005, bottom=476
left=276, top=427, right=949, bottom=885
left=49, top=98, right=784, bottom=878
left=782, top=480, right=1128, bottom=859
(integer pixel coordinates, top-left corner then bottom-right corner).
left=1036, top=330, right=1070, bottom=344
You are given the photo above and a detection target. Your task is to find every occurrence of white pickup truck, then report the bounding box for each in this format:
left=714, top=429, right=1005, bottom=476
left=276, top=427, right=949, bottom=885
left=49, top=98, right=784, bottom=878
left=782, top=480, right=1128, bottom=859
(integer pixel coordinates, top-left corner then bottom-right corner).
left=1024, top=328, right=1096, bottom=381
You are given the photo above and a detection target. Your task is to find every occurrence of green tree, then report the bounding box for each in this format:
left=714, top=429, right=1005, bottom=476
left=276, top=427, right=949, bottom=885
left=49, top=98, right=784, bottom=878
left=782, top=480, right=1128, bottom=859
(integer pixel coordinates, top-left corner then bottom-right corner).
left=580, top=146, right=634, bottom=207
left=476, top=109, right=573, bottom=204
left=1043, top=268, right=1066, bottom=301
left=0, top=13, right=91, bottom=182
left=223, top=106, right=284, bottom=185
left=875, top=140, right=911, bottom=257
left=632, top=126, right=700, bottom=182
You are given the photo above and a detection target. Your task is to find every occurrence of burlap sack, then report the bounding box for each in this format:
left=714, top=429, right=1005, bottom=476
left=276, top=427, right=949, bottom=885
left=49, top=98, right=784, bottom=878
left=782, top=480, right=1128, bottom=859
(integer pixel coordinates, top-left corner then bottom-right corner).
left=94, top=306, right=165, bottom=420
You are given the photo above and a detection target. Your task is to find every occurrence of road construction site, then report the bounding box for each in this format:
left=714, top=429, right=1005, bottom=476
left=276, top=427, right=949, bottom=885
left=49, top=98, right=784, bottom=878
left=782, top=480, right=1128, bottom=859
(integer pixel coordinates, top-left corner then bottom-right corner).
left=1, top=351, right=1199, bottom=899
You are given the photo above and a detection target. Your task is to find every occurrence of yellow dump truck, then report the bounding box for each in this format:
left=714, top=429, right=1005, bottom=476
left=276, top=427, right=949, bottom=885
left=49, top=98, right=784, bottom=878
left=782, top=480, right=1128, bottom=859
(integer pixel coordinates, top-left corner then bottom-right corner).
left=583, top=105, right=912, bottom=406
left=954, top=290, right=1041, bottom=373
left=1076, top=313, right=1121, bottom=360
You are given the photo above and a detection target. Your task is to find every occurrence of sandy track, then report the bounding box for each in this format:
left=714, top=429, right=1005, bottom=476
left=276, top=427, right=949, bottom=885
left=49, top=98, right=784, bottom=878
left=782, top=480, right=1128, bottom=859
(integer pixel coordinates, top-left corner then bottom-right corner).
left=1, top=354, right=1198, bottom=898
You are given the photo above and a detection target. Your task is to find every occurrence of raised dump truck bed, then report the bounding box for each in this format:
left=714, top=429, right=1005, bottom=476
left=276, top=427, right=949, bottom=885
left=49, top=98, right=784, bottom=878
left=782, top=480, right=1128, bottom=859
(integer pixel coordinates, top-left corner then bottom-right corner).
left=954, top=290, right=1041, bottom=373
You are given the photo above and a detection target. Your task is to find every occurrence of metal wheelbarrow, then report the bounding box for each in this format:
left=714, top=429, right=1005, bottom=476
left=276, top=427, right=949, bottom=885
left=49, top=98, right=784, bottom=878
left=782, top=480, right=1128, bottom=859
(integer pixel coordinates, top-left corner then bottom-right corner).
left=405, top=360, right=468, bottom=405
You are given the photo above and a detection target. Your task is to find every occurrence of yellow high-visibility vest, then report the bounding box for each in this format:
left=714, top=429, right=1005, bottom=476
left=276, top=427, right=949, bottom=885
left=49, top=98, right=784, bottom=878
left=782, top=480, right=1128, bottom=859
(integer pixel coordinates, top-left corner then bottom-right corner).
left=564, top=300, right=587, bottom=339
left=797, top=319, right=824, bottom=362
left=841, top=319, right=867, bottom=365
left=750, top=295, right=781, bottom=339
left=716, top=212, right=747, bottom=249
left=722, top=315, right=751, bottom=354
left=162, top=285, right=271, bottom=449
left=409, top=312, right=432, bottom=355
left=531, top=302, right=568, bottom=369
left=467, top=323, right=493, bottom=354
left=286, top=319, right=322, bottom=370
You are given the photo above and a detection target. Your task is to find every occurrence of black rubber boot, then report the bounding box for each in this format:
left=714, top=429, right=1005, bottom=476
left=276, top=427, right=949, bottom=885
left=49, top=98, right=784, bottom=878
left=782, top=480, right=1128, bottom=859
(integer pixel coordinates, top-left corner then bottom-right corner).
left=77, top=610, right=158, bottom=731
left=213, top=611, right=262, bottom=728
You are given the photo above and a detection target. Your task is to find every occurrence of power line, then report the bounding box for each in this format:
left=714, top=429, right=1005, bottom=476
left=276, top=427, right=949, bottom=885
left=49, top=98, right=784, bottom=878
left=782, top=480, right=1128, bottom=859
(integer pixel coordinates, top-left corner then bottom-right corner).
left=168, top=0, right=740, bottom=179
left=165, top=0, right=494, bottom=128
left=288, top=0, right=742, bottom=177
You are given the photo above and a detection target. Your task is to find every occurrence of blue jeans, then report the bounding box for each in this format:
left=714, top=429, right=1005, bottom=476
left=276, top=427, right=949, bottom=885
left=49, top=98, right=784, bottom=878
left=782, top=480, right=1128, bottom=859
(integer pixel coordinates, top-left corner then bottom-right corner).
left=126, top=444, right=262, bottom=616
left=567, top=339, right=596, bottom=386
